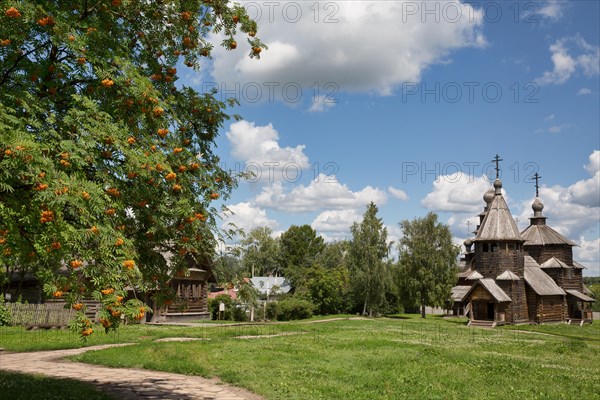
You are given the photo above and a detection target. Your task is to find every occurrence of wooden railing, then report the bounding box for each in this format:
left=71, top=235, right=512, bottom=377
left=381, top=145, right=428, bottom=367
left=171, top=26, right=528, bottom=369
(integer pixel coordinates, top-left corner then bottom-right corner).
left=3, top=302, right=74, bottom=327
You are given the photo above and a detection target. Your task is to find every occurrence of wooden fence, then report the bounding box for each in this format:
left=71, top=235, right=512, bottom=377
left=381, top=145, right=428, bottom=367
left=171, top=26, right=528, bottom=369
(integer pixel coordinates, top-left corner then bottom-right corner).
left=3, top=302, right=74, bottom=327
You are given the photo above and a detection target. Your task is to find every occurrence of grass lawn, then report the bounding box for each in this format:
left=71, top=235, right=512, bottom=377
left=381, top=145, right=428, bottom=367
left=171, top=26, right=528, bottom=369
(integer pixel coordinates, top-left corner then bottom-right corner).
left=49, top=316, right=599, bottom=400
left=499, top=321, right=600, bottom=342
left=0, top=370, right=114, bottom=400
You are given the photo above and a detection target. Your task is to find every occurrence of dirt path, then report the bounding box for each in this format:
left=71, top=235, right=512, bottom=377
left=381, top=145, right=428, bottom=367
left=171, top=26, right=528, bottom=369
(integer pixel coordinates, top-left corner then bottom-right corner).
left=0, top=344, right=263, bottom=400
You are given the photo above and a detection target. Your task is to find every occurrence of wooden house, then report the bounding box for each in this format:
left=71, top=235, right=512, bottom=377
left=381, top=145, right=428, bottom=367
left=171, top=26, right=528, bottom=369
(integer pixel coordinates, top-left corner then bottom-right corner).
left=4, top=253, right=216, bottom=324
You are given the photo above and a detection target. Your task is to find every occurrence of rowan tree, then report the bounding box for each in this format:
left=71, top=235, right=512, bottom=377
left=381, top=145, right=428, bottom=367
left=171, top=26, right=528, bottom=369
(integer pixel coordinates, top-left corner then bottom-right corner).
left=0, top=1, right=264, bottom=336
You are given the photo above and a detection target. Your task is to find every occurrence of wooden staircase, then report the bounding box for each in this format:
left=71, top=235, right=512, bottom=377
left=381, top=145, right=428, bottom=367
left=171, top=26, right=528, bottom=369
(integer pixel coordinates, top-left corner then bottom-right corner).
left=468, top=320, right=497, bottom=328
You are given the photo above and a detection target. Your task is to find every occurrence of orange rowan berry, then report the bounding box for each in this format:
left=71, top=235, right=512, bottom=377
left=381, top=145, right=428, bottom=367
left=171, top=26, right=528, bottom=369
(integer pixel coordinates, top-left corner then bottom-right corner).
left=157, top=128, right=169, bottom=138
left=37, top=16, right=55, bottom=27
left=5, top=7, right=21, bottom=18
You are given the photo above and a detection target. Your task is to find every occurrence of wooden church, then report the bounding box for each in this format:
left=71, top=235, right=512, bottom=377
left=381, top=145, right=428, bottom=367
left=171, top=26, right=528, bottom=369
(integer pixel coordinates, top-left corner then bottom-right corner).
left=451, top=156, right=595, bottom=327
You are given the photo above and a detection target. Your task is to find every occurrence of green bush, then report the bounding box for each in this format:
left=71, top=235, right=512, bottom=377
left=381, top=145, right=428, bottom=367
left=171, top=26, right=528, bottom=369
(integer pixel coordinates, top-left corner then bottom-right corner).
left=275, top=299, right=315, bottom=321
left=208, top=295, right=248, bottom=321
left=208, top=294, right=233, bottom=320
left=0, top=294, right=11, bottom=326
left=265, top=301, right=279, bottom=320
left=231, top=300, right=248, bottom=322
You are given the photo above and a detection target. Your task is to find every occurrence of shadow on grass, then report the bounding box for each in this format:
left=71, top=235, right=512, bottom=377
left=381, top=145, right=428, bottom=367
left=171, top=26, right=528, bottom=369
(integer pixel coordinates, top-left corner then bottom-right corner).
left=0, top=369, right=207, bottom=400
left=0, top=370, right=114, bottom=400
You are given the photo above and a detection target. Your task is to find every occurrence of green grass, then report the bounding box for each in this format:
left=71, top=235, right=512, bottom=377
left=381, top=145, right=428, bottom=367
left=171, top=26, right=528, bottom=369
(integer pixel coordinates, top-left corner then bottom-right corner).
left=0, top=316, right=341, bottom=352
left=499, top=321, right=600, bottom=341
left=67, top=317, right=599, bottom=400
left=1, top=317, right=598, bottom=399
left=0, top=370, right=115, bottom=400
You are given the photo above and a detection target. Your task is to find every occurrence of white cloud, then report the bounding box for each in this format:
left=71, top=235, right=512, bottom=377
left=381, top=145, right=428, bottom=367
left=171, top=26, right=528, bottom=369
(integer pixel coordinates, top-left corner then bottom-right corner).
left=584, top=150, right=600, bottom=175
left=209, top=1, right=485, bottom=97
left=388, top=186, right=409, bottom=201
left=307, top=95, right=336, bottom=113
left=311, top=209, right=362, bottom=234
left=574, top=237, right=600, bottom=276
left=538, top=0, right=564, bottom=20
left=577, top=88, right=592, bottom=95
left=516, top=150, right=600, bottom=238
left=536, top=36, right=600, bottom=85
left=226, top=120, right=309, bottom=182
left=221, top=202, right=279, bottom=234
left=447, top=214, right=482, bottom=238
left=569, top=150, right=600, bottom=207
left=421, top=173, right=492, bottom=213
left=255, top=174, right=387, bottom=212
left=544, top=114, right=555, bottom=121
left=547, top=124, right=573, bottom=133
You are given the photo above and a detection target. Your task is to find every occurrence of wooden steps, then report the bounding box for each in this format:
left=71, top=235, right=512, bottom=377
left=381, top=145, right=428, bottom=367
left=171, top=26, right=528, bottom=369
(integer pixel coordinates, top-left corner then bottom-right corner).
left=468, top=320, right=497, bottom=328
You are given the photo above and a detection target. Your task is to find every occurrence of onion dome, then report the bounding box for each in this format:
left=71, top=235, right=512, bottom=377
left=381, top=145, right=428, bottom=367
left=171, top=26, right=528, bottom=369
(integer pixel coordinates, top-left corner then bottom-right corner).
left=483, top=188, right=495, bottom=204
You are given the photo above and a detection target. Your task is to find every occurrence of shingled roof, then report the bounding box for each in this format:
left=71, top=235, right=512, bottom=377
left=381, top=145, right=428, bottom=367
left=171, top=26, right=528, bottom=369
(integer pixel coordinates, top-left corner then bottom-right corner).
left=496, top=270, right=520, bottom=281
left=521, top=222, right=576, bottom=246
left=572, top=261, right=587, bottom=270
left=524, top=265, right=566, bottom=296
left=474, top=180, right=523, bottom=242
left=451, top=285, right=471, bottom=302
left=566, top=289, right=595, bottom=302
left=540, top=257, right=571, bottom=269
left=465, top=279, right=512, bottom=302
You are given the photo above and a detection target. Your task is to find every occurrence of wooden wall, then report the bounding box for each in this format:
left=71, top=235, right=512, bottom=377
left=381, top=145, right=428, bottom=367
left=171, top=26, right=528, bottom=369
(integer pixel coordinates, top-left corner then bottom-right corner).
left=474, top=246, right=525, bottom=277
left=525, top=244, right=573, bottom=266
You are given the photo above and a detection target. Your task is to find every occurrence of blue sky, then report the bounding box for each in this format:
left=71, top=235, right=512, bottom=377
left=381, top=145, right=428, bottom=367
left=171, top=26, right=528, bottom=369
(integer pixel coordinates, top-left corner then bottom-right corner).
left=184, top=1, right=599, bottom=275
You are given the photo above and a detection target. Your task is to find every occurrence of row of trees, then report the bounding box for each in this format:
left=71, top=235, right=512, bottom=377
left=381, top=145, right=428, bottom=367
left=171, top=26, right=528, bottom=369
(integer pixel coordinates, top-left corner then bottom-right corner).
left=214, top=203, right=460, bottom=317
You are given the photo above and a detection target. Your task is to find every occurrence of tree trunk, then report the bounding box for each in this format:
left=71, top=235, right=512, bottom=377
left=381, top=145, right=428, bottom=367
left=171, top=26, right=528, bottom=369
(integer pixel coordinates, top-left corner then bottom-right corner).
left=362, top=297, right=368, bottom=316
left=421, top=304, right=426, bottom=318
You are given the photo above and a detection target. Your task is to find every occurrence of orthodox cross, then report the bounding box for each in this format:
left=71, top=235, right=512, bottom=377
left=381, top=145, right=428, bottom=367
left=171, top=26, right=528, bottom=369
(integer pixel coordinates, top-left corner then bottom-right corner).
left=534, top=172, right=542, bottom=197
left=492, top=154, right=503, bottom=179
